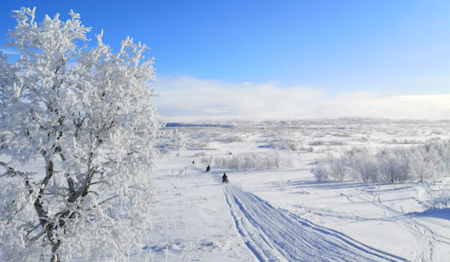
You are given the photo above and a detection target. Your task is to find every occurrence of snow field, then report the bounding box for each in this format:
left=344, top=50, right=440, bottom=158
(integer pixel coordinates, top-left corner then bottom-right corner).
left=149, top=118, right=450, bottom=261
left=2, top=118, right=450, bottom=261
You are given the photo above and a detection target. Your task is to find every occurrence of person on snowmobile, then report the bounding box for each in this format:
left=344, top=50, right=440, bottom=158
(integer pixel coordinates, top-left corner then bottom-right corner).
left=222, top=173, right=229, bottom=184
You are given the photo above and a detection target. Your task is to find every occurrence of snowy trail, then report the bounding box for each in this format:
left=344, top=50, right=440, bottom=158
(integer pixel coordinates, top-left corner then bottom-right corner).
left=224, top=184, right=407, bottom=262
left=350, top=190, right=438, bottom=262
left=373, top=193, right=434, bottom=262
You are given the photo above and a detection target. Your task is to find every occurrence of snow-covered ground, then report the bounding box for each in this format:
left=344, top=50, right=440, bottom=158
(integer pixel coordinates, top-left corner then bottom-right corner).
left=147, top=118, right=450, bottom=262
left=2, top=118, right=450, bottom=261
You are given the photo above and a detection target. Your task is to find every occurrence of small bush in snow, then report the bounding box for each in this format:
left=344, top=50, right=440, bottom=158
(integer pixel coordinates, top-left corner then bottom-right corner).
left=213, top=151, right=292, bottom=172
left=418, top=182, right=450, bottom=210
left=329, top=157, right=349, bottom=181
left=194, top=152, right=207, bottom=157
left=309, top=140, right=326, bottom=146
left=311, top=162, right=330, bottom=183
left=298, top=146, right=314, bottom=152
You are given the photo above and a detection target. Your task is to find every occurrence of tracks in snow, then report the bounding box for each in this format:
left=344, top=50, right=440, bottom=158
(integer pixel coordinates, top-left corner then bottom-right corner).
left=352, top=190, right=438, bottom=262
left=373, top=192, right=434, bottom=262
left=224, top=185, right=406, bottom=262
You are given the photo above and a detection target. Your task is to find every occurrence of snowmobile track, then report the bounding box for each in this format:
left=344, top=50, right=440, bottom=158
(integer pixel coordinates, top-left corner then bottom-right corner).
left=224, top=185, right=407, bottom=262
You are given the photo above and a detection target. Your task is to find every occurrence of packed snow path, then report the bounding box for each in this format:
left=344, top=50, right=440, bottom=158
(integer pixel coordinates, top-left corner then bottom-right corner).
left=224, top=184, right=407, bottom=262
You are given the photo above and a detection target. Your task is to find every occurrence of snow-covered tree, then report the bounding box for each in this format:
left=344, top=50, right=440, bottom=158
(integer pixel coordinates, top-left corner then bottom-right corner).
left=0, top=7, right=160, bottom=262
left=376, top=148, right=410, bottom=183
left=330, top=156, right=349, bottom=182
left=171, top=128, right=188, bottom=150
left=312, top=140, right=450, bottom=184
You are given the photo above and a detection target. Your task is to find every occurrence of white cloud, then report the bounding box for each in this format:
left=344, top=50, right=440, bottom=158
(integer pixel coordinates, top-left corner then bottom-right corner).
left=312, top=92, right=450, bottom=119
left=153, top=76, right=450, bottom=119
left=0, top=48, right=20, bottom=55
left=153, top=76, right=322, bottom=117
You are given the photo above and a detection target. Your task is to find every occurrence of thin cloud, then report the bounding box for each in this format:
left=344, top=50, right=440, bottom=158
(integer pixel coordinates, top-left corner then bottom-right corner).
left=0, top=48, right=20, bottom=55
left=153, top=76, right=450, bottom=119
left=312, top=92, right=450, bottom=119
left=153, top=76, right=322, bottom=117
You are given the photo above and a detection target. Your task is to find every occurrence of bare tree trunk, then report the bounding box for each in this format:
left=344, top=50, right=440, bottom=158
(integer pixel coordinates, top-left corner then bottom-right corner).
left=48, top=227, right=61, bottom=262
left=0, top=160, right=60, bottom=261
left=42, top=159, right=61, bottom=262
left=50, top=254, right=60, bottom=262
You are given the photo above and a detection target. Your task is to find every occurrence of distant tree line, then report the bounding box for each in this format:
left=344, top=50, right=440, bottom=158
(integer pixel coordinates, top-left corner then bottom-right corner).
left=207, top=151, right=293, bottom=172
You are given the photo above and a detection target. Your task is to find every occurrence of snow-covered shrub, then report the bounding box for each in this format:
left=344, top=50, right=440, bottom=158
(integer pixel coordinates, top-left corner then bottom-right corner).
left=312, top=140, right=450, bottom=184
left=359, top=157, right=380, bottom=183
left=194, top=152, right=207, bottom=157
left=387, top=139, right=419, bottom=144
left=311, top=162, right=330, bottom=183
left=298, top=146, right=314, bottom=152
left=376, top=148, right=410, bottom=183
left=329, top=157, right=349, bottom=181
left=188, top=141, right=211, bottom=150
left=158, top=129, right=188, bottom=151
left=286, top=142, right=300, bottom=151
left=221, top=135, right=245, bottom=143
left=341, top=147, right=374, bottom=183
left=409, top=148, right=429, bottom=182
left=171, top=129, right=188, bottom=150
left=264, top=153, right=277, bottom=170
left=213, top=151, right=292, bottom=171
left=328, top=140, right=349, bottom=146
left=0, top=7, right=160, bottom=262
left=309, top=140, right=326, bottom=146
left=418, top=182, right=450, bottom=210
left=200, top=157, right=210, bottom=165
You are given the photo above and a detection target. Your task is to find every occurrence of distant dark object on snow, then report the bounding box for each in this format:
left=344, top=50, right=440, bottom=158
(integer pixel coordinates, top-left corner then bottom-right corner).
left=222, top=173, right=229, bottom=184
left=206, top=165, right=210, bottom=172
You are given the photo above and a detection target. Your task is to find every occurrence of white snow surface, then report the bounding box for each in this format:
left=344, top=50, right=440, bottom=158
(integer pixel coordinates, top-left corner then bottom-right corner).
left=3, top=118, right=450, bottom=261
left=146, top=118, right=450, bottom=262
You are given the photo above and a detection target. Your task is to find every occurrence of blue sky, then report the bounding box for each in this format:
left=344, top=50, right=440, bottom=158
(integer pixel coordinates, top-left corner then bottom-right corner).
left=1, top=0, right=450, bottom=118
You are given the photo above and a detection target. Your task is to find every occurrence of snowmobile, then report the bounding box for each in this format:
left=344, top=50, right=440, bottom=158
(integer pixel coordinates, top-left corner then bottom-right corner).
left=222, top=173, right=229, bottom=184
